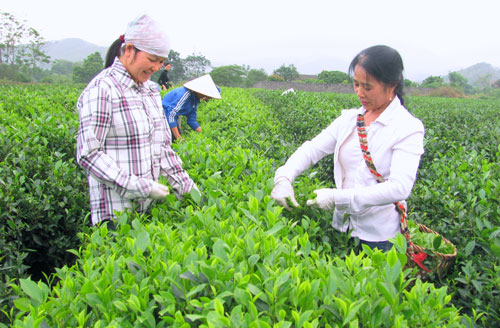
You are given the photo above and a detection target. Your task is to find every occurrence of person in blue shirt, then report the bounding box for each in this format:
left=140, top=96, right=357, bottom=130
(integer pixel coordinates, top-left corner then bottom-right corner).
left=162, top=74, right=221, bottom=141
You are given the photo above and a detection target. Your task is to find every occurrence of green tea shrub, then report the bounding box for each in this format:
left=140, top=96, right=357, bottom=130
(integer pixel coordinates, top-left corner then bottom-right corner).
left=0, top=85, right=90, bottom=322
left=2, top=85, right=497, bottom=326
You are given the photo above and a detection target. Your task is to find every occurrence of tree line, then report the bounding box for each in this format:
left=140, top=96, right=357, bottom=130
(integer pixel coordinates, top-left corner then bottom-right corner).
left=2, top=11, right=500, bottom=98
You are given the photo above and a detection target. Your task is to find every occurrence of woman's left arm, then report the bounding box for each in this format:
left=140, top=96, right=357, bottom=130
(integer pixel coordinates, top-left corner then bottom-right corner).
left=186, top=107, right=200, bottom=131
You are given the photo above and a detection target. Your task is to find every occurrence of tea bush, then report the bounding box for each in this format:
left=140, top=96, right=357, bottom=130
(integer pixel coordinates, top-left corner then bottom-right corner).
left=8, top=132, right=467, bottom=327
left=2, top=85, right=498, bottom=326
left=0, top=85, right=90, bottom=322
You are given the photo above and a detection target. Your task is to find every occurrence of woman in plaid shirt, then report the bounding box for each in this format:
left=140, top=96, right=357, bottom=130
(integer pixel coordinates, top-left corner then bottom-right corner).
left=76, top=15, right=198, bottom=227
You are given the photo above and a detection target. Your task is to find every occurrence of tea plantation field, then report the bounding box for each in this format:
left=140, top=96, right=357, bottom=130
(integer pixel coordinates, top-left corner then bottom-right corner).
left=0, top=84, right=499, bottom=327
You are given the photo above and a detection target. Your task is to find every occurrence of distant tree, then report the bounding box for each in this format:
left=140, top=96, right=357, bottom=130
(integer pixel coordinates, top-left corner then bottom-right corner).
left=51, top=59, right=74, bottom=75
left=448, top=71, right=475, bottom=94
left=318, top=70, right=351, bottom=84
left=476, top=74, right=492, bottom=89
left=210, top=65, right=246, bottom=87
left=167, top=50, right=185, bottom=83
left=404, top=79, right=417, bottom=88
left=21, top=27, right=50, bottom=71
left=267, top=74, right=285, bottom=82
left=246, top=68, right=267, bottom=87
left=448, top=72, right=468, bottom=88
left=0, top=12, right=26, bottom=65
left=72, top=51, right=103, bottom=83
left=0, top=11, right=50, bottom=81
left=273, top=64, right=299, bottom=82
left=421, top=75, right=444, bottom=88
left=492, top=79, right=500, bottom=88
left=183, top=52, right=211, bottom=80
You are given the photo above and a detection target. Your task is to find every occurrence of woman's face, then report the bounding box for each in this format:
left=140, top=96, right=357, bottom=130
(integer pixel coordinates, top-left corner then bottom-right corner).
left=353, top=65, right=395, bottom=112
left=122, top=45, right=165, bottom=83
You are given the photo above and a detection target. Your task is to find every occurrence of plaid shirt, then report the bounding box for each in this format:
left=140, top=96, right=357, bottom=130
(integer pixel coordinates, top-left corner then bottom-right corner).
left=76, top=58, right=195, bottom=225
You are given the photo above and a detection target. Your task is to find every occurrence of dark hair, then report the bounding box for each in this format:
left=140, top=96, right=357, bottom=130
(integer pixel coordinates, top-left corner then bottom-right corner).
left=348, top=45, right=405, bottom=106
left=104, top=38, right=124, bottom=69
left=104, top=38, right=141, bottom=69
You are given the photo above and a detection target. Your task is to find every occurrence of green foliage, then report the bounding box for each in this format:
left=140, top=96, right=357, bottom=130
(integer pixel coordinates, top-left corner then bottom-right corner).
left=210, top=66, right=268, bottom=88
left=317, top=70, right=351, bottom=84
left=210, top=65, right=246, bottom=87
left=183, top=52, right=211, bottom=80
left=0, top=85, right=91, bottom=323
left=407, top=221, right=456, bottom=254
left=50, top=59, right=74, bottom=76
left=2, top=85, right=499, bottom=326
left=166, top=50, right=185, bottom=83
left=7, top=121, right=467, bottom=325
left=448, top=71, right=475, bottom=94
left=246, top=68, right=267, bottom=87
left=421, top=75, right=444, bottom=88
left=448, top=72, right=468, bottom=88
left=0, top=64, right=31, bottom=82
left=273, top=64, right=299, bottom=82
left=267, top=74, right=285, bottom=82
left=408, top=96, right=499, bottom=323
left=404, top=78, right=417, bottom=88
left=72, top=51, right=103, bottom=83
left=0, top=12, right=50, bottom=82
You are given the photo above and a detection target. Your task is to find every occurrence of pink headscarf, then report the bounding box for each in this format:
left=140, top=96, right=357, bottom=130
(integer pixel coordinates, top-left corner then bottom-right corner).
left=124, top=14, right=170, bottom=58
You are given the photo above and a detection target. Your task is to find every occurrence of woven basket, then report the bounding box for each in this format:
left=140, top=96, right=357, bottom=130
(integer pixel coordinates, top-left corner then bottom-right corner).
left=406, top=223, right=457, bottom=279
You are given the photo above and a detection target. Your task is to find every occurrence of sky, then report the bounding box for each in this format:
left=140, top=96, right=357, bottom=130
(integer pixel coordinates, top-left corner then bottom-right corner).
left=3, top=0, right=500, bottom=81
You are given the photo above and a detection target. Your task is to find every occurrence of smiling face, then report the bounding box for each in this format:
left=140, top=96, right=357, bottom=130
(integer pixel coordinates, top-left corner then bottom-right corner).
left=353, top=65, right=395, bottom=113
left=121, top=44, right=165, bottom=83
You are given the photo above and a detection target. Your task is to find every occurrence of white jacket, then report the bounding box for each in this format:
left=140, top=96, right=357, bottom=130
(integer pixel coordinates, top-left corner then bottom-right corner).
left=275, top=98, right=425, bottom=241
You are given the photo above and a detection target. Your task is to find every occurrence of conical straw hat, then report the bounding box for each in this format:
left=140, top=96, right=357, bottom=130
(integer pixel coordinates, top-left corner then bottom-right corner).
left=183, top=74, right=221, bottom=99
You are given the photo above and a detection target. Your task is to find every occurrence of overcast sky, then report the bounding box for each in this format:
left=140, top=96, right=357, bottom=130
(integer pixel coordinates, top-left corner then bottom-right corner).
left=3, top=0, right=499, bottom=81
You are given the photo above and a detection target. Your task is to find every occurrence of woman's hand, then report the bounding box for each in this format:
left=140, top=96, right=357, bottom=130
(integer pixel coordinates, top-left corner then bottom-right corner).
left=307, top=188, right=337, bottom=210
left=271, top=177, right=299, bottom=210
left=150, top=181, right=170, bottom=200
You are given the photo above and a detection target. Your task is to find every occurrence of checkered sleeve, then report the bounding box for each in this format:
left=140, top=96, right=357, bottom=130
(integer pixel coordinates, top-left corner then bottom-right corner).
left=76, top=84, right=153, bottom=200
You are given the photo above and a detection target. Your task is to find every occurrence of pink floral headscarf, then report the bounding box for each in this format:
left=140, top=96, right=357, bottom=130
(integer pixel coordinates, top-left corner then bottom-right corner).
left=124, top=14, right=170, bottom=58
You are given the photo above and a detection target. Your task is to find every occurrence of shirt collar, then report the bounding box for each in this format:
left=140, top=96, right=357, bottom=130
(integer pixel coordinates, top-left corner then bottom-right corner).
left=111, top=57, right=153, bottom=92
left=360, top=97, right=402, bottom=126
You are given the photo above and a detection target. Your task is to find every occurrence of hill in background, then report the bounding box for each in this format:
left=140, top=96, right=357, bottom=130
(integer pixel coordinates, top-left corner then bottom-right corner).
left=43, top=38, right=107, bottom=63
left=42, top=38, right=500, bottom=87
left=455, top=62, right=500, bottom=86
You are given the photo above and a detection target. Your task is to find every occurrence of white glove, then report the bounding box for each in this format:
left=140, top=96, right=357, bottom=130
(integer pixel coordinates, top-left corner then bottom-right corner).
left=306, top=188, right=336, bottom=210
left=190, top=184, right=202, bottom=199
left=150, top=181, right=170, bottom=200
left=271, top=177, right=299, bottom=210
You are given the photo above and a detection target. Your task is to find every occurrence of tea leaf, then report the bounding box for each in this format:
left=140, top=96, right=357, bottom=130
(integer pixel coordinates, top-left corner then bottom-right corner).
left=20, top=279, right=45, bottom=305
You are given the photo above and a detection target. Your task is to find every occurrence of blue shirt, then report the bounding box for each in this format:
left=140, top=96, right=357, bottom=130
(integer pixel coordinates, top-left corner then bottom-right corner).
left=162, top=87, right=200, bottom=130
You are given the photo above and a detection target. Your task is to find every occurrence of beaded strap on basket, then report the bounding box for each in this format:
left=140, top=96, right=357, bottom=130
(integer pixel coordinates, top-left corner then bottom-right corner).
left=356, top=114, right=430, bottom=271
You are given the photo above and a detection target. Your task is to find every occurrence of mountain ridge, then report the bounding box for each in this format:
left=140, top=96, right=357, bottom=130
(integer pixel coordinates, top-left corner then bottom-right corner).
left=43, top=38, right=500, bottom=86
left=43, top=38, right=107, bottom=63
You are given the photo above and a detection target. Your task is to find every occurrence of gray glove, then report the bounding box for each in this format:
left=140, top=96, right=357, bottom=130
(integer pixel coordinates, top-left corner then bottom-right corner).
left=271, top=177, right=299, bottom=210
left=150, top=181, right=170, bottom=200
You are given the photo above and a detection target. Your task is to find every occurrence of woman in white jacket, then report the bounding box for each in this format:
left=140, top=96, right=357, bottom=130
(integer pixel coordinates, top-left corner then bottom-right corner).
left=271, top=45, right=425, bottom=251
